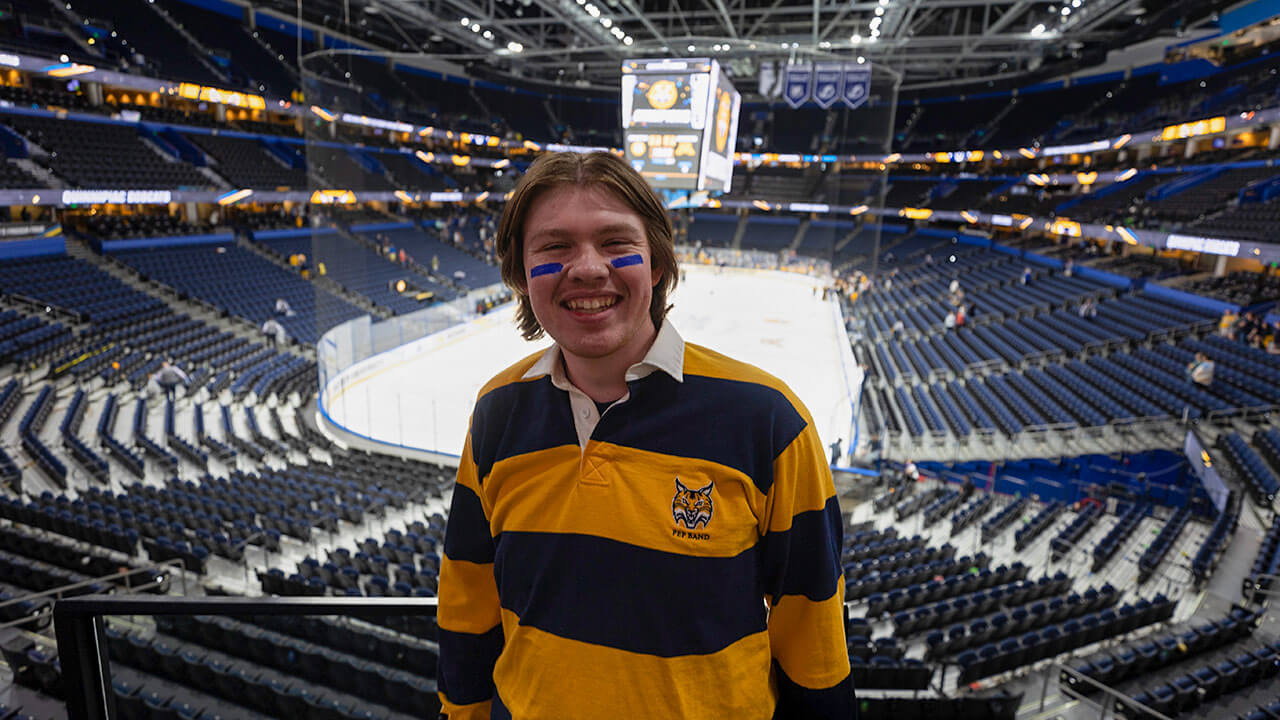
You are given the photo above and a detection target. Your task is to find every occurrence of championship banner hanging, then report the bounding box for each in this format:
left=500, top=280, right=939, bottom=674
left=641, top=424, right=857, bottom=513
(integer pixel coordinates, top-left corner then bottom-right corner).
left=783, top=63, right=813, bottom=108
left=812, top=63, right=844, bottom=109
left=842, top=62, right=871, bottom=110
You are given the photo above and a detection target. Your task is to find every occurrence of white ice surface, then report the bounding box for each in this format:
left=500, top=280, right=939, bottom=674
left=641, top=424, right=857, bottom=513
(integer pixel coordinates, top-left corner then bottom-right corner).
left=324, top=265, right=861, bottom=459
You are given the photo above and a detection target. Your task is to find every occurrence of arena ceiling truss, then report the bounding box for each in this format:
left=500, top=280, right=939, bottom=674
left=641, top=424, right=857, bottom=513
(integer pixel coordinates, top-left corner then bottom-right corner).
left=266, top=0, right=1226, bottom=92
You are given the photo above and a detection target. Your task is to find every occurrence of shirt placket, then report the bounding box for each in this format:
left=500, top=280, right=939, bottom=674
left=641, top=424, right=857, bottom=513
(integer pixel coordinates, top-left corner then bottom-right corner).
left=569, top=382, right=638, bottom=486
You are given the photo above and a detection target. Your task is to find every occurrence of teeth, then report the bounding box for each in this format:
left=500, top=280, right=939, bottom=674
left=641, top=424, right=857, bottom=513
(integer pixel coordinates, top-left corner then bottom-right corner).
left=566, top=297, right=617, bottom=312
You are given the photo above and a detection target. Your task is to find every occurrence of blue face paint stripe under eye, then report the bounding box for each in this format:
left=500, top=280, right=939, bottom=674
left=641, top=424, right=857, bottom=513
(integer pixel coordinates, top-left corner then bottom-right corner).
left=529, top=263, right=563, bottom=278
left=611, top=254, right=644, bottom=269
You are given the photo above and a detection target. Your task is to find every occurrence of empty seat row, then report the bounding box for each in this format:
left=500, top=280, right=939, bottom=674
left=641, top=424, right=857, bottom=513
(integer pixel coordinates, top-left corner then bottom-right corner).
left=864, top=556, right=1009, bottom=617
left=97, top=394, right=145, bottom=479
left=922, top=489, right=964, bottom=528
left=1244, top=514, right=1280, bottom=601
left=849, top=548, right=977, bottom=599
left=956, top=594, right=1175, bottom=685
left=1050, top=503, right=1101, bottom=562
left=845, top=542, right=958, bottom=580
left=102, top=624, right=428, bottom=720
left=0, top=523, right=167, bottom=594
left=1065, top=606, right=1263, bottom=696
left=895, top=487, right=947, bottom=521
left=843, top=533, right=927, bottom=567
left=1091, top=503, right=1148, bottom=573
left=1137, top=507, right=1190, bottom=584
left=981, top=497, right=1030, bottom=543
left=0, top=494, right=138, bottom=555
left=890, top=569, right=1069, bottom=636
left=256, top=569, right=439, bottom=640
left=926, top=584, right=1118, bottom=659
left=152, top=614, right=436, bottom=716
left=240, top=613, right=437, bottom=677
left=1116, top=638, right=1280, bottom=719
left=951, top=494, right=993, bottom=537
left=1221, top=433, right=1280, bottom=506
left=1194, top=492, right=1240, bottom=588
left=873, top=479, right=912, bottom=513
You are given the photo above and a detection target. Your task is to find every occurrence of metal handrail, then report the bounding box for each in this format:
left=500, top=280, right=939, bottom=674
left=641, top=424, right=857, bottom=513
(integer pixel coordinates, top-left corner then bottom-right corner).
left=0, top=559, right=180, bottom=633
left=1053, top=662, right=1175, bottom=720
left=0, top=559, right=180, bottom=613
left=1243, top=573, right=1280, bottom=602
left=54, top=594, right=439, bottom=720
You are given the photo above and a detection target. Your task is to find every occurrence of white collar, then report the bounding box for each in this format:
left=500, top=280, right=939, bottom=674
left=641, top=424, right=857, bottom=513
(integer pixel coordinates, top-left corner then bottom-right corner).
left=522, top=319, right=685, bottom=387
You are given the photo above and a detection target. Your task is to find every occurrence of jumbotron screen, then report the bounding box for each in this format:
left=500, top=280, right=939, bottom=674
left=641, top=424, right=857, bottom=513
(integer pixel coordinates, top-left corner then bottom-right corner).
left=621, top=58, right=741, bottom=192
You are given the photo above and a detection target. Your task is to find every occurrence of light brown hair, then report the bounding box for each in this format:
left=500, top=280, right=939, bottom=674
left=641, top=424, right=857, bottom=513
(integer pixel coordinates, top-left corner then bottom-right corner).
left=496, top=151, right=677, bottom=341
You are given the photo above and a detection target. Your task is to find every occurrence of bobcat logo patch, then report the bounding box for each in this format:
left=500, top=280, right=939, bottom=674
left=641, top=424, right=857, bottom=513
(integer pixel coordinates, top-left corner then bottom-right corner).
left=671, top=479, right=714, bottom=530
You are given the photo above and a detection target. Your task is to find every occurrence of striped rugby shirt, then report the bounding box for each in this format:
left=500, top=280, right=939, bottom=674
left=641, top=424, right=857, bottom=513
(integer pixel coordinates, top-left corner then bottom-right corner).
left=437, top=321, right=853, bottom=719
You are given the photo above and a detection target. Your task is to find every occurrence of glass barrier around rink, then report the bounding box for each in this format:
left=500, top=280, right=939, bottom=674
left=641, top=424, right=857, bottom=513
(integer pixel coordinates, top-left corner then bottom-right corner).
left=316, top=283, right=510, bottom=457
left=677, top=245, right=834, bottom=278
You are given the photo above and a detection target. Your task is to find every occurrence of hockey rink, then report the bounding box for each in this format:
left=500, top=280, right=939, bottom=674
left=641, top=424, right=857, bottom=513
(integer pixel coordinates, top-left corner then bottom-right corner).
left=323, top=264, right=862, bottom=460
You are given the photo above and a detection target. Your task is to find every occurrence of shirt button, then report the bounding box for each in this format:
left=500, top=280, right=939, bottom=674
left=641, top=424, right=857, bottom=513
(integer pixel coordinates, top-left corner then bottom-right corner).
left=581, top=408, right=590, bottom=418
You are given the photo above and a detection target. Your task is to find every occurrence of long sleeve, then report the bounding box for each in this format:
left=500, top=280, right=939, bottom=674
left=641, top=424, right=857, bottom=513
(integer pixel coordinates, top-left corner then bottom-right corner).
left=760, top=420, right=854, bottom=719
left=437, top=426, right=504, bottom=719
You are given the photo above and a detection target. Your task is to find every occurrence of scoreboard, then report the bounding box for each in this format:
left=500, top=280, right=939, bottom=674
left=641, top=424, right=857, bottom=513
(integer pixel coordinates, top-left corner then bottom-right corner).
left=621, top=58, right=741, bottom=193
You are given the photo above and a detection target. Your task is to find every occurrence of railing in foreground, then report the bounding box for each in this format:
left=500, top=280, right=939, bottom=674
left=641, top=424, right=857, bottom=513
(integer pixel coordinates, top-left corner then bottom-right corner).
left=54, top=595, right=438, bottom=720
left=1053, top=661, right=1174, bottom=720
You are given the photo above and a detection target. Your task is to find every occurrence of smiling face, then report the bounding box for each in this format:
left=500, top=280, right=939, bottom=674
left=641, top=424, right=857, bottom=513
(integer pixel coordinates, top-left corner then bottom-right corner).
left=521, top=184, right=662, bottom=365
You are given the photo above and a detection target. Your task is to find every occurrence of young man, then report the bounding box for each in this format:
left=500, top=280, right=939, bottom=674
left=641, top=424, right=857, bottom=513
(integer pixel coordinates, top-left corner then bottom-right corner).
left=437, top=151, right=853, bottom=720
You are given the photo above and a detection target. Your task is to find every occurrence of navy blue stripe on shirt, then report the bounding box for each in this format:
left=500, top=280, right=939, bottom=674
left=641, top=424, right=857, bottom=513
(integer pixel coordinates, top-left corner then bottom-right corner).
left=443, top=483, right=494, bottom=564
left=760, top=495, right=843, bottom=602
left=494, top=531, right=768, bottom=657
left=593, top=373, right=808, bottom=496
left=491, top=692, right=513, bottom=720
left=437, top=623, right=504, bottom=706
left=471, top=376, right=578, bottom=484
left=772, top=661, right=856, bottom=720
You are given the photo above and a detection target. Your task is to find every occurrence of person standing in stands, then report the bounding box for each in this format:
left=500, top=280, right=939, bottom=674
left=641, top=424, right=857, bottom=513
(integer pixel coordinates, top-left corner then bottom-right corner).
left=1219, top=309, right=1238, bottom=338
left=903, top=458, right=920, bottom=482
left=149, top=361, right=189, bottom=403
left=866, top=433, right=883, bottom=472
left=1186, top=352, right=1215, bottom=387
left=1243, top=312, right=1264, bottom=347
left=437, top=152, right=853, bottom=720
left=275, top=298, right=295, bottom=317
left=261, top=318, right=288, bottom=349
left=1020, top=266, right=1033, bottom=285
